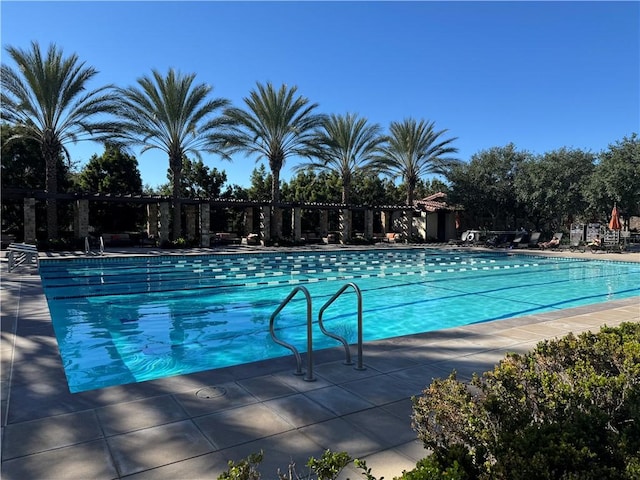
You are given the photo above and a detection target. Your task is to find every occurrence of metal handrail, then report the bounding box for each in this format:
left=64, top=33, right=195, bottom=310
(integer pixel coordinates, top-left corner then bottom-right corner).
left=269, top=286, right=315, bottom=382
left=318, top=282, right=365, bottom=371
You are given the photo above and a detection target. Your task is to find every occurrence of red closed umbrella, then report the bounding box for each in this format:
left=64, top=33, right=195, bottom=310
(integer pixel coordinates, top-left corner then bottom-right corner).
left=608, top=204, right=621, bottom=231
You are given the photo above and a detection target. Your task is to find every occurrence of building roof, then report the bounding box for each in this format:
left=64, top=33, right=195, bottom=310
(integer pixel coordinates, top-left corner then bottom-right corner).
left=414, top=192, right=457, bottom=212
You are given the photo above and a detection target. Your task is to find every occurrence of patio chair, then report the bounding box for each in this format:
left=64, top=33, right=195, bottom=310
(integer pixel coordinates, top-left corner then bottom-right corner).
left=511, top=232, right=529, bottom=248
left=539, top=232, right=563, bottom=249
left=590, top=233, right=622, bottom=253
left=524, top=232, right=541, bottom=248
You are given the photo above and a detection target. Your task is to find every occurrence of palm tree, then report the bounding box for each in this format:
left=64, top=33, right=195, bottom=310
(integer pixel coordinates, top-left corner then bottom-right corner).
left=295, top=113, right=384, bottom=204
left=115, top=69, right=229, bottom=239
left=1, top=41, right=120, bottom=238
left=222, top=82, right=324, bottom=204
left=374, top=118, right=459, bottom=206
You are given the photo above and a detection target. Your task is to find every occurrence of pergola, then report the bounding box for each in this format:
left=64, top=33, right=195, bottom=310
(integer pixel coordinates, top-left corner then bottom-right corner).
left=2, top=189, right=459, bottom=246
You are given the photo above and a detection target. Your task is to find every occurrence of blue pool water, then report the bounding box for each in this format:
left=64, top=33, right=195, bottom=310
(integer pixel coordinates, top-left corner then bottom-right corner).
left=39, top=248, right=640, bottom=393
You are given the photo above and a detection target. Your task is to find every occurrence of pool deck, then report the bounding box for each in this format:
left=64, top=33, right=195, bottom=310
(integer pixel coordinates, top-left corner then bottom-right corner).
left=1, top=245, right=639, bottom=479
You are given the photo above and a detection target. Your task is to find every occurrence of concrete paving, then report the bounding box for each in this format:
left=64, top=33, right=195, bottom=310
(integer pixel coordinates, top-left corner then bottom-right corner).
left=1, top=246, right=639, bottom=479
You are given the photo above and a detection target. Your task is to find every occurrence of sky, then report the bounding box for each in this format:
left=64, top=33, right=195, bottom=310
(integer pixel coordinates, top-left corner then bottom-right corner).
left=1, top=1, right=639, bottom=189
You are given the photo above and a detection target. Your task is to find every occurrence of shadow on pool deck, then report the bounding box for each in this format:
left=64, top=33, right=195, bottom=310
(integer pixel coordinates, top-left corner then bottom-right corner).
left=1, top=247, right=639, bottom=479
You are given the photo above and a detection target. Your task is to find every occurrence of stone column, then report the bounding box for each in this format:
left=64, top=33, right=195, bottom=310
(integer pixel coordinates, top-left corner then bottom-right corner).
left=260, top=205, right=271, bottom=246
left=292, top=206, right=302, bottom=242
left=244, top=207, right=254, bottom=235
left=200, top=203, right=210, bottom=247
left=319, top=210, right=329, bottom=237
left=402, top=210, right=413, bottom=242
left=158, top=202, right=170, bottom=245
left=339, top=208, right=351, bottom=243
left=185, top=205, right=197, bottom=242
left=364, top=209, right=374, bottom=240
left=272, top=207, right=282, bottom=241
left=147, top=203, right=159, bottom=238
left=74, top=199, right=89, bottom=240
left=380, top=210, right=391, bottom=234
left=23, top=197, right=36, bottom=244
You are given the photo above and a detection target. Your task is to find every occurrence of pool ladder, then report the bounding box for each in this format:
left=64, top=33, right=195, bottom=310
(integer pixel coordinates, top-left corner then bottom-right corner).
left=269, top=282, right=365, bottom=382
left=84, top=236, right=104, bottom=256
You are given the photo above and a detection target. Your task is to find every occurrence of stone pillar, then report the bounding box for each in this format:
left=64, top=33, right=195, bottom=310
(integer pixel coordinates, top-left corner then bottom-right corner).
left=147, top=203, right=159, bottom=238
left=23, top=197, right=36, bottom=244
left=292, top=206, right=302, bottom=242
left=272, top=207, right=282, bottom=241
left=380, top=210, right=391, bottom=234
left=260, top=205, right=271, bottom=246
left=319, top=210, right=329, bottom=237
left=200, top=203, right=210, bottom=247
left=185, top=205, right=197, bottom=242
left=244, top=207, right=254, bottom=235
left=158, top=202, right=170, bottom=245
left=339, top=208, right=351, bottom=244
left=74, top=199, right=89, bottom=240
left=364, top=209, right=373, bottom=240
left=402, top=210, right=413, bottom=243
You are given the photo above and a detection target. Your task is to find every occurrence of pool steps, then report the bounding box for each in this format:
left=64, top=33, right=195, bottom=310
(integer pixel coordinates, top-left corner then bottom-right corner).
left=270, top=283, right=365, bottom=382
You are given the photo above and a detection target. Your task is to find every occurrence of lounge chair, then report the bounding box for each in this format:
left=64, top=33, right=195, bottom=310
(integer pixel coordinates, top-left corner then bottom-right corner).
left=511, top=232, right=529, bottom=248
left=450, top=230, right=470, bottom=246
left=569, top=237, right=586, bottom=252
left=7, top=242, right=39, bottom=272
left=523, top=232, right=541, bottom=248
left=539, top=232, right=563, bottom=249
left=589, top=233, right=622, bottom=253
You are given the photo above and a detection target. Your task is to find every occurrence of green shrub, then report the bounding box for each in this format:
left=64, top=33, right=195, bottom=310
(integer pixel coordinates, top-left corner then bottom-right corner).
left=411, top=322, right=640, bottom=480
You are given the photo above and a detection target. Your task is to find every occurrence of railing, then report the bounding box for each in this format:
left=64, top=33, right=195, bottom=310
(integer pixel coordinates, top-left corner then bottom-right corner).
left=269, top=286, right=315, bottom=382
left=318, top=282, right=365, bottom=371
left=270, top=283, right=366, bottom=381
left=85, top=236, right=105, bottom=256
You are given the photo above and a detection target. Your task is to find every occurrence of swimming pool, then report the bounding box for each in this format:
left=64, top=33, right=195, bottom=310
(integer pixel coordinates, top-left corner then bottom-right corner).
left=39, top=248, right=640, bottom=393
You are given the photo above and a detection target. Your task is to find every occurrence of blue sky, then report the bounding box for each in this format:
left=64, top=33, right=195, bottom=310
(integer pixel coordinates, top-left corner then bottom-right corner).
left=2, top=1, right=639, bottom=189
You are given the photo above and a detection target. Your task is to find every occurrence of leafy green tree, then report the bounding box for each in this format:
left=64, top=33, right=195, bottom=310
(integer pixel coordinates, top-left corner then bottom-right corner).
left=373, top=118, right=459, bottom=206
left=115, top=68, right=229, bottom=239
left=74, top=143, right=143, bottom=233
left=1, top=123, right=71, bottom=190
left=75, top=143, right=142, bottom=194
left=398, top=178, right=450, bottom=205
left=221, top=82, right=324, bottom=205
left=282, top=168, right=342, bottom=204
left=585, top=133, right=640, bottom=221
left=448, top=144, right=530, bottom=230
left=515, top=148, right=595, bottom=232
left=1, top=41, right=119, bottom=238
left=246, top=164, right=272, bottom=201
left=295, top=113, right=384, bottom=204
left=350, top=171, right=399, bottom=206
left=178, top=157, right=230, bottom=199
left=412, top=323, right=640, bottom=479
left=1, top=123, right=72, bottom=235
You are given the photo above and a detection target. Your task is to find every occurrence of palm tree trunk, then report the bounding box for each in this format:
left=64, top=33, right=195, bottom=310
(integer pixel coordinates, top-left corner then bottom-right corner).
left=43, top=143, right=59, bottom=239
left=171, top=158, right=182, bottom=241
left=342, top=176, right=351, bottom=204
left=270, top=168, right=282, bottom=240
